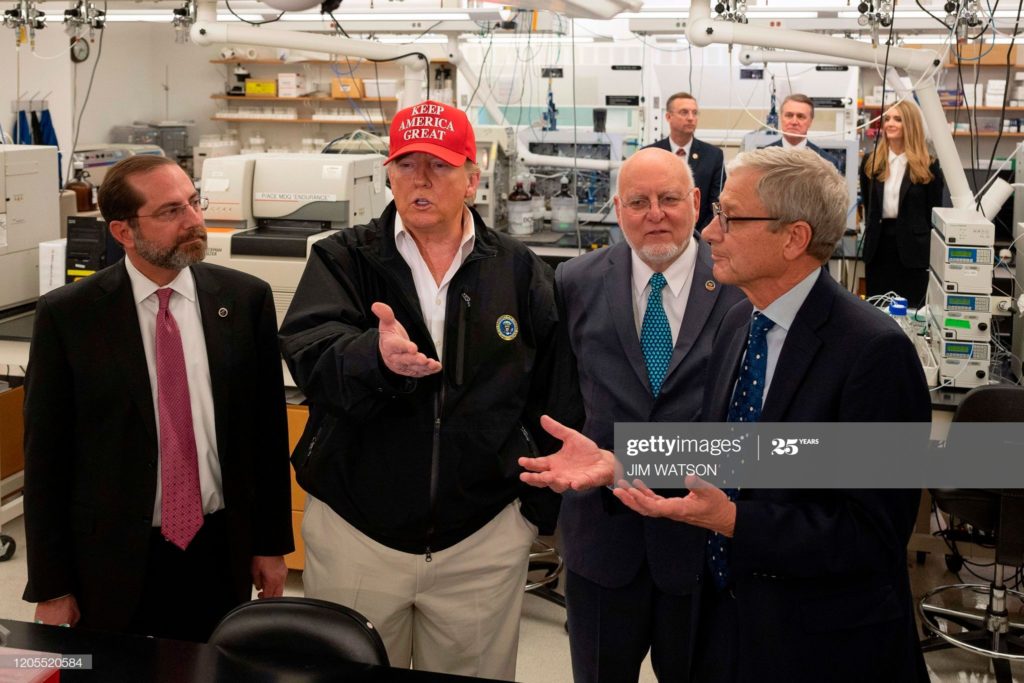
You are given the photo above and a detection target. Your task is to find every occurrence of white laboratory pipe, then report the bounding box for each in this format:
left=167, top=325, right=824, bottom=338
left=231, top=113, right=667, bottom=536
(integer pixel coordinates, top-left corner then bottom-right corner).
left=190, top=0, right=426, bottom=106
left=738, top=50, right=912, bottom=124
left=688, top=0, right=972, bottom=209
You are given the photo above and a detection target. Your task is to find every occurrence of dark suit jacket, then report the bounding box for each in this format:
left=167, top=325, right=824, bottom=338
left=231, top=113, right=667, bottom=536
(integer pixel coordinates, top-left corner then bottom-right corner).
left=700, top=269, right=931, bottom=683
left=22, top=260, right=293, bottom=631
left=763, top=138, right=844, bottom=174
left=860, top=157, right=945, bottom=268
left=645, top=137, right=724, bottom=232
left=556, top=239, right=745, bottom=594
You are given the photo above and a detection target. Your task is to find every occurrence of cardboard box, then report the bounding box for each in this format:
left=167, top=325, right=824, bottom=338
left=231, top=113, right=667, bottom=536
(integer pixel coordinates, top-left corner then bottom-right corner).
left=245, top=79, right=277, bottom=96
left=0, top=387, right=24, bottom=480
left=330, top=77, right=364, bottom=99
left=277, top=73, right=314, bottom=98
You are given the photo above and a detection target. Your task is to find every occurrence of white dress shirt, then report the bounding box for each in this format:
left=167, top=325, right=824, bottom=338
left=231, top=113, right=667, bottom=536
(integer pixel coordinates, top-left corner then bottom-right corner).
left=630, top=238, right=698, bottom=344
left=670, top=139, right=693, bottom=160
left=782, top=137, right=809, bottom=150
left=882, top=152, right=908, bottom=219
left=124, top=258, right=223, bottom=525
left=394, top=208, right=475, bottom=357
left=752, top=267, right=820, bottom=406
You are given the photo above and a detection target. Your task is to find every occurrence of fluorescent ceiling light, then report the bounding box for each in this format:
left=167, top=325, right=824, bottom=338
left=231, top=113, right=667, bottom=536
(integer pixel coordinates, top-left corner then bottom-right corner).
left=98, top=12, right=175, bottom=21
left=618, top=12, right=686, bottom=19
left=465, top=34, right=594, bottom=44
left=316, top=12, right=469, bottom=21
left=373, top=34, right=449, bottom=44
left=747, top=11, right=818, bottom=18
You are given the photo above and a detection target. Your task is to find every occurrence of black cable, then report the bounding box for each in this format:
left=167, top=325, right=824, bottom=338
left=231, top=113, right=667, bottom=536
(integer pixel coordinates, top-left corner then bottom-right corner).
left=325, top=9, right=351, bottom=38
left=465, top=27, right=496, bottom=111
left=224, top=0, right=284, bottom=26
left=967, top=0, right=998, bottom=40
left=857, top=17, right=896, bottom=295
left=398, top=20, right=443, bottom=44
left=980, top=0, right=1023, bottom=209
left=67, top=3, right=106, bottom=185
left=916, top=0, right=951, bottom=27
left=363, top=51, right=431, bottom=101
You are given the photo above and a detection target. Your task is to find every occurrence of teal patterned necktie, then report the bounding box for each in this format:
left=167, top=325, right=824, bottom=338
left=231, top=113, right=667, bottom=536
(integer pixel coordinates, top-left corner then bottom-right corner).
left=708, top=312, right=775, bottom=589
left=640, top=272, right=672, bottom=397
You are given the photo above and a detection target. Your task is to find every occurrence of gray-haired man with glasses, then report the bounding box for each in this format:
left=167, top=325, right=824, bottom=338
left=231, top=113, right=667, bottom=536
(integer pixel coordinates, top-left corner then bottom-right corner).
left=551, top=146, right=744, bottom=682
left=523, top=147, right=931, bottom=683
left=23, top=155, right=293, bottom=642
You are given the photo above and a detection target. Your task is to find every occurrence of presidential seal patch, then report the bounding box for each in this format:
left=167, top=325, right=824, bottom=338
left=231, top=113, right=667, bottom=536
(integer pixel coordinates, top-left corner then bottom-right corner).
left=496, top=315, right=519, bottom=341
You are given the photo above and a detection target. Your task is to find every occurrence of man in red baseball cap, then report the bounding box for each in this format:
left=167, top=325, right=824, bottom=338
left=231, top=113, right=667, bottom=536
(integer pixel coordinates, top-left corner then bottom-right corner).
left=280, top=100, right=570, bottom=679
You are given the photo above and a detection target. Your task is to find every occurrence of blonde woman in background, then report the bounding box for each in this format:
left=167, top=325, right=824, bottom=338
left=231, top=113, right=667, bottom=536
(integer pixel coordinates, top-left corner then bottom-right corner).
left=859, top=99, right=946, bottom=307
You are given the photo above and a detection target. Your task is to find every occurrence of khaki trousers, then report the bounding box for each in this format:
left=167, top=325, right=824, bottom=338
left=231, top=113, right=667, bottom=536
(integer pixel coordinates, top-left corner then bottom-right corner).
left=302, top=496, right=536, bottom=681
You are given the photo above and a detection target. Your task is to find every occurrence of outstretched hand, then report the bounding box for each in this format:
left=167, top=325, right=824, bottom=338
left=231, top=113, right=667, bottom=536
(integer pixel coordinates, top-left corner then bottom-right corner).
left=372, top=302, right=442, bottom=378
left=518, top=415, right=618, bottom=493
left=613, top=475, right=737, bottom=536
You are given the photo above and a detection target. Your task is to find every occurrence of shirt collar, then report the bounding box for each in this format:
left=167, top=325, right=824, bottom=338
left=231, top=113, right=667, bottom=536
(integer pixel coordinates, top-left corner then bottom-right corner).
left=124, top=256, right=196, bottom=305
left=888, top=150, right=906, bottom=165
left=394, top=206, right=476, bottom=259
left=670, top=139, right=692, bottom=158
left=757, top=267, right=820, bottom=333
left=631, top=236, right=698, bottom=300
left=782, top=137, right=808, bottom=150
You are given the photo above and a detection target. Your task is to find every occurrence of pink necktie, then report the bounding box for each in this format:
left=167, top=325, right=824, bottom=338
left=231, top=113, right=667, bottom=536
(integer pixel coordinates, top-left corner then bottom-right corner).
left=676, top=149, right=687, bottom=157
left=155, top=288, right=204, bottom=550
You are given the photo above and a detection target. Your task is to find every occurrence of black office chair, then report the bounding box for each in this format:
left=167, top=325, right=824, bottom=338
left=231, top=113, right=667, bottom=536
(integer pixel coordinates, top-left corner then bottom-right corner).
left=919, top=384, right=1024, bottom=682
left=209, top=597, right=389, bottom=673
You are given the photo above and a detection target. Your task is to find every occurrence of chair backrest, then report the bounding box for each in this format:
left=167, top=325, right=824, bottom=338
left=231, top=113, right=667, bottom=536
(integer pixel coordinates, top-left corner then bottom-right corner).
left=952, top=384, right=1024, bottom=423
left=940, top=384, right=1024, bottom=566
left=209, top=597, right=389, bottom=668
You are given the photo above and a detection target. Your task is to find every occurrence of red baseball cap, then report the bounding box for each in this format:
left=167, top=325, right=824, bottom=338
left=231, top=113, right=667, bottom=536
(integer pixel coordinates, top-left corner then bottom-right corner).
left=385, top=100, right=476, bottom=167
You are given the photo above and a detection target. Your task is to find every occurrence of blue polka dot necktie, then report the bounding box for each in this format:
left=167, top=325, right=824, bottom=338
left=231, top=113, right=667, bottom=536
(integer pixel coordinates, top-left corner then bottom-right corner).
left=707, top=312, right=775, bottom=589
left=640, top=272, right=672, bottom=397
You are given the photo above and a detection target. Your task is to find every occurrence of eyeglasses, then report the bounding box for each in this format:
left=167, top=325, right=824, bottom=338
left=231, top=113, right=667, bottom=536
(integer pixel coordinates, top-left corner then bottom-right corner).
left=621, top=189, right=694, bottom=214
left=133, top=196, right=209, bottom=223
left=710, top=202, right=778, bottom=233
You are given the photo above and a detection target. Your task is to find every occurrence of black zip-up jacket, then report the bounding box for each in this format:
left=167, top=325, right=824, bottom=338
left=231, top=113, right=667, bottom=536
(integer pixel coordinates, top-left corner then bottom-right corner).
left=279, top=202, right=566, bottom=555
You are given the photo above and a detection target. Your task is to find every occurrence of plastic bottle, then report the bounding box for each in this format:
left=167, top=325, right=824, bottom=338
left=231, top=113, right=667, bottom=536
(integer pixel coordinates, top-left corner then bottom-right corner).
left=66, top=161, right=97, bottom=212
left=529, top=179, right=546, bottom=233
left=888, top=299, right=911, bottom=336
left=507, top=180, right=534, bottom=235
left=551, top=175, right=577, bottom=232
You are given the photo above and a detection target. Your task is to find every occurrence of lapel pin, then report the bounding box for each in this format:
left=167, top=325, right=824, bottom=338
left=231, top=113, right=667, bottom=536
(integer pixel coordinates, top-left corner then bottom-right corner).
left=705, top=280, right=716, bottom=291
left=692, top=152, right=699, bottom=160
left=218, top=307, right=229, bottom=318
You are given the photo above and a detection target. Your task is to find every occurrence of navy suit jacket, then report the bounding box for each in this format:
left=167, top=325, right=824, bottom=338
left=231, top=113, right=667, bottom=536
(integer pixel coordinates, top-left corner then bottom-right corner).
left=556, top=238, right=745, bottom=594
left=645, top=137, right=724, bottom=232
left=762, top=137, right=844, bottom=174
left=699, top=269, right=931, bottom=683
left=23, top=260, right=294, bottom=631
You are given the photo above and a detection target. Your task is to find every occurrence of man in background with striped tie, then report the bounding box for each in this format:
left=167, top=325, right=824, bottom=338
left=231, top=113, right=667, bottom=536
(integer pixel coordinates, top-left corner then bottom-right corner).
left=645, top=92, right=724, bottom=232
left=23, top=155, right=293, bottom=642
left=522, top=147, right=930, bottom=683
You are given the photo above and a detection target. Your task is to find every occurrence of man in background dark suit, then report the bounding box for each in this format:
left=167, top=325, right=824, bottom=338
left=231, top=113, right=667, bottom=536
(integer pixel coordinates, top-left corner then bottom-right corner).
left=761, top=93, right=843, bottom=173
left=23, top=155, right=293, bottom=642
left=554, top=147, right=744, bottom=682
left=645, top=92, right=724, bottom=231
left=522, top=147, right=931, bottom=682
